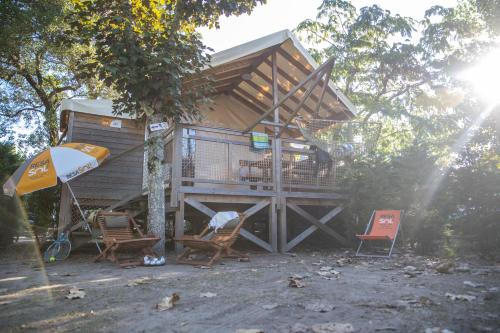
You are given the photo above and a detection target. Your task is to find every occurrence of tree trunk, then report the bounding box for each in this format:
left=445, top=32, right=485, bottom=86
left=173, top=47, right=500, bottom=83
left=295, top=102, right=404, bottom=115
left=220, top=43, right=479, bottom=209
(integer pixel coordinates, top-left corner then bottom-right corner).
left=146, top=113, right=166, bottom=256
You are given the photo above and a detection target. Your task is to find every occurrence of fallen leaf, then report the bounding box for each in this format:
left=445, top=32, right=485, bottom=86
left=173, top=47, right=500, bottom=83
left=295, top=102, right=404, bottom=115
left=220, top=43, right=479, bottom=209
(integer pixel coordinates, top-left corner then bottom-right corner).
left=305, top=302, right=335, bottom=312
left=317, top=267, right=341, bottom=280
left=196, top=265, right=211, bottom=269
left=311, top=322, right=355, bottom=333
left=445, top=293, right=476, bottom=302
left=66, top=287, right=85, bottom=300
left=127, top=277, right=154, bottom=287
left=262, top=303, right=278, bottom=310
left=238, top=257, right=250, bottom=262
left=435, top=262, right=454, bottom=274
left=200, top=292, right=217, bottom=298
left=291, top=323, right=309, bottom=333
left=463, top=281, right=484, bottom=288
left=156, top=293, right=180, bottom=311
left=288, top=277, right=306, bottom=288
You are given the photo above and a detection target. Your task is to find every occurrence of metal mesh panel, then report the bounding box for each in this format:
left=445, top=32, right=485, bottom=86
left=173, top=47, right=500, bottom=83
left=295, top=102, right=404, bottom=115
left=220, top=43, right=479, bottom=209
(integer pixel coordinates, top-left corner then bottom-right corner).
left=181, top=129, right=273, bottom=186
left=281, top=142, right=347, bottom=189
left=296, top=119, right=382, bottom=158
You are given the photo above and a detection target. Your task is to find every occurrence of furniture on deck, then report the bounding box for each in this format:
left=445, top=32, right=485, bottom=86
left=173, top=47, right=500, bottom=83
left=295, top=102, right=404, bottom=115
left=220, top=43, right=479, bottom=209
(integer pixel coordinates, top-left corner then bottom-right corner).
left=174, top=213, right=249, bottom=266
left=94, top=211, right=160, bottom=266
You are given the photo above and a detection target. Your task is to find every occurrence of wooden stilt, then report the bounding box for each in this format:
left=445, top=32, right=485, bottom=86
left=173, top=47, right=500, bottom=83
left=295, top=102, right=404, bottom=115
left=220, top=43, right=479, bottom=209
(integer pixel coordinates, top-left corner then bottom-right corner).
left=174, top=193, right=185, bottom=253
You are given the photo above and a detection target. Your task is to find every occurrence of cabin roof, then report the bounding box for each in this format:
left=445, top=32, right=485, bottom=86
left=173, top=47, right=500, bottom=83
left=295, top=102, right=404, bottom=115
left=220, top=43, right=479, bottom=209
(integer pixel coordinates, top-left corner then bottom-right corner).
left=60, top=29, right=355, bottom=130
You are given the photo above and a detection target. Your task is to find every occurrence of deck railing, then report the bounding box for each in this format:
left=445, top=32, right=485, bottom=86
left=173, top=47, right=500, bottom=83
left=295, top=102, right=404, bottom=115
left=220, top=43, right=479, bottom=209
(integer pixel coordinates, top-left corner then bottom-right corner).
left=168, top=123, right=346, bottom=193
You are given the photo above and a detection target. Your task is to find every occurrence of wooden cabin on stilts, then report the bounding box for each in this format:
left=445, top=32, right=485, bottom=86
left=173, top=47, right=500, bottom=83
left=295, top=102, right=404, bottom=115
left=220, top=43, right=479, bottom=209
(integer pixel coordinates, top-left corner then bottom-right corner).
left=58, top=30, right=358, bottom=253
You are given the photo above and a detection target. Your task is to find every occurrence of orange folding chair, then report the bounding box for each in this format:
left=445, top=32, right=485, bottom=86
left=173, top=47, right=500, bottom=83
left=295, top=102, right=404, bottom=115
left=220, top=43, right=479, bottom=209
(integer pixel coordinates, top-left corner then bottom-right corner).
left=355, top=210, right=402, bottom=257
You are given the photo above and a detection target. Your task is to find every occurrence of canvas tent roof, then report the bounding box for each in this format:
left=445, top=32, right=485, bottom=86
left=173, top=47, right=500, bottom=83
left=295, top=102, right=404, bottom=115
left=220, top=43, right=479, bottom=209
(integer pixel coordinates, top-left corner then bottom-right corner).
left=60, top=29, right=355, bottom=130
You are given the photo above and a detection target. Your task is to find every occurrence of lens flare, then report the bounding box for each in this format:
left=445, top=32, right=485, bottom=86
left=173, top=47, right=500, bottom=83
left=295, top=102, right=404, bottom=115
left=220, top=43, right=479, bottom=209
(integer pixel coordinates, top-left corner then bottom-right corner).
left=459, top=48, right=500, bottom=105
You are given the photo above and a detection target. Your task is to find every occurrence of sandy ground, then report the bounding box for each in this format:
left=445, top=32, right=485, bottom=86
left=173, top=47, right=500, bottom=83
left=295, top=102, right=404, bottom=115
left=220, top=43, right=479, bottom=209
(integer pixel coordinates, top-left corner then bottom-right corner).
left=0, top=241, right=499, bottom=333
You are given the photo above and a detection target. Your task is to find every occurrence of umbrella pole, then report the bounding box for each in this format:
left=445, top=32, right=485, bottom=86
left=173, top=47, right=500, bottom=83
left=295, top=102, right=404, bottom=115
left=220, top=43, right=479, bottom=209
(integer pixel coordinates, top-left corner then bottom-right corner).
left=66, top=183, right=102, bottom=253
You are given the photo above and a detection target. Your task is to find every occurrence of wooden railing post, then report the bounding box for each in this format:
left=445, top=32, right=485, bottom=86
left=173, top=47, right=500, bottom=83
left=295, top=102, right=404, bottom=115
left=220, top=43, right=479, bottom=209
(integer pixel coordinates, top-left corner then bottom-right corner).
left=170, top=123, right=183, bottom=208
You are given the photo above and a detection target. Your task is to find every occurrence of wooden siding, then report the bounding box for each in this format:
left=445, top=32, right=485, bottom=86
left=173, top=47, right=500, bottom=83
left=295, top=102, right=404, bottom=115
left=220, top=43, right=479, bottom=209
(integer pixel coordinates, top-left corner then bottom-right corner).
left=68, top=112, right=145, bottom=202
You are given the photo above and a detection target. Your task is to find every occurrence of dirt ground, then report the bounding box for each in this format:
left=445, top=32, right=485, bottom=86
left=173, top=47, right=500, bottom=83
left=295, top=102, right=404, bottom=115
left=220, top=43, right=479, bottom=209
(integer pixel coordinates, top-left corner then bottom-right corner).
left=0, top=241, right=499, bottom=333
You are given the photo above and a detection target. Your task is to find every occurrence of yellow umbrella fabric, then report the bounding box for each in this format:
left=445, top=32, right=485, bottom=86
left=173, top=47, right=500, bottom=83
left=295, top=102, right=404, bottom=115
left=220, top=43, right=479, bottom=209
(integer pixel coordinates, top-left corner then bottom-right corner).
left=3, top=143, right=110, bottom=197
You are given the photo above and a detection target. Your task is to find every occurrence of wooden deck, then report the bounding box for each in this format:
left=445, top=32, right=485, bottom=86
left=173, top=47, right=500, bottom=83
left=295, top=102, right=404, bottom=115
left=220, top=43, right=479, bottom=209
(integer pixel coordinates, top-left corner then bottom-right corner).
left=165, top=123, right=348, bottom=254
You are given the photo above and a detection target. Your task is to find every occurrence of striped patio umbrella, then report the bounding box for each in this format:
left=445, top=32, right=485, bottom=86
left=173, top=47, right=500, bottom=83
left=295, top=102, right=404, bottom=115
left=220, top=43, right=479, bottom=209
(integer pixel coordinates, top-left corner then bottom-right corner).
left=3, top=143, right=109, bottom=197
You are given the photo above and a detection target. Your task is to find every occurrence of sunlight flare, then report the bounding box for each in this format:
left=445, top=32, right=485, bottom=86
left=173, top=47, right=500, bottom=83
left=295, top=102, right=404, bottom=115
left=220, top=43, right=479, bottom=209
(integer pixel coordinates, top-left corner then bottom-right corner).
left=459, top=48, right=500, bottom=105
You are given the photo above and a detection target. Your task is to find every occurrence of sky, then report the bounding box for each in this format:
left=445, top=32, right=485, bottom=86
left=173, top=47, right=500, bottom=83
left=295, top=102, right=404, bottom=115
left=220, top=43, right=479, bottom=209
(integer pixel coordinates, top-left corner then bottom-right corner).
left=199, top=0, right=458, bottom=52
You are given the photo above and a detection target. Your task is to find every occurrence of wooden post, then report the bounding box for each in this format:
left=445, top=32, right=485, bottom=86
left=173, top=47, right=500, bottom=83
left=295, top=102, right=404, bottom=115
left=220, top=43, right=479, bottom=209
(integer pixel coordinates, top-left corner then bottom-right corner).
left=272, top=51, right=285, bottom=253
left=58, top=111, right=74, bottom=232
left=170, top=124, right=183, bottom=208
left=272, top=51, right=282, bottom=206
left=175, top=193, right=185, bottom=253
left=279, top=197, right=287, bottom=253
left=269, top=196, right=278, bottom=252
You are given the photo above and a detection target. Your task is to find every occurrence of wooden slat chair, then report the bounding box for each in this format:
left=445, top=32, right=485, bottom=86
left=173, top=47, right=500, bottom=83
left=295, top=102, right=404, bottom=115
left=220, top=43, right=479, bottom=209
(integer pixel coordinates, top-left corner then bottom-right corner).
left=94, top=211, right=160, bottom=266
left=175, top=213, right=248, bottom=266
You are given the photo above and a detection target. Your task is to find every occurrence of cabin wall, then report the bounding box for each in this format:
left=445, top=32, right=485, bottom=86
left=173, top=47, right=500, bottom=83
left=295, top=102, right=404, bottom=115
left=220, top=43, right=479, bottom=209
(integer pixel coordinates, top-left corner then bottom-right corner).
left=66, top=111, right=145, bottom=204
left=196, top=94, right=263, bottom=131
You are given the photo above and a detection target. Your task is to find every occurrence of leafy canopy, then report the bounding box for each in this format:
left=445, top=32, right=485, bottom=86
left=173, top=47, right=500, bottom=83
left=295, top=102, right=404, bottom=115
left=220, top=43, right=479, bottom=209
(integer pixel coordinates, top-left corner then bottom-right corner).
left=0, top=0, right=90, bottom=147
left=69, top=0, right=265, bottom=121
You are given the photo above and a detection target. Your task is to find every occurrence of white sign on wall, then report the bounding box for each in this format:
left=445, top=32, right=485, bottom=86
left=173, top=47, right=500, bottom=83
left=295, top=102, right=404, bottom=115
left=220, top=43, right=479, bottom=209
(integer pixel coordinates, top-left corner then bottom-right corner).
left=110, top=119, right=122, bottom=128
left=149, top=122, right=169, bottom=132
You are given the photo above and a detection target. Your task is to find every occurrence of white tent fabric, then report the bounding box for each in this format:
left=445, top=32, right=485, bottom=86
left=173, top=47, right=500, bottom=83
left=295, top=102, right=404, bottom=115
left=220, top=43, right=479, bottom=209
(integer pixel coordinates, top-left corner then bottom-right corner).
left=60, top=99, right=135, bottom=119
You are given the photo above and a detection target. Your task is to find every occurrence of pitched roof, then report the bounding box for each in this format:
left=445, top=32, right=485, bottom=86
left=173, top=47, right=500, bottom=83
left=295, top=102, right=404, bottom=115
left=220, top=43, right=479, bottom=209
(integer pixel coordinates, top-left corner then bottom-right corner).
left=61, top=29, right=356, bottom=126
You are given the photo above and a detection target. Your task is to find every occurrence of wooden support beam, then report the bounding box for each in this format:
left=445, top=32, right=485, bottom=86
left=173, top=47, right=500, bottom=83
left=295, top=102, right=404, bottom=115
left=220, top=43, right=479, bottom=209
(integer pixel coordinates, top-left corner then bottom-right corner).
left=243, top=57, right=335, bottom=133
left=234, top=86, right=272, bottom=113
left=269, top=196, right=278, bottom=252
left=286, top=206, right=343, bottom=251
left=104, top=190, right=146, bottom=212
left=230, top=91, right=274, bottom=122
left=182, top=197, right=273, bottom=252
left=240, top=229, right=273, bottom=252
left=260, top=120, right=298, bottom=129
left=253, top=67, right=316, bottom=115
left=313, top=62, right=334, bottom=117
left=179, top=186, right=276, bottom=197
left=263, top=59, right=335, bottom=113
left=242, top=199, right=271, bottom=218
left=232, top=88, right=294, bottom=127
left=279, top=197, right=287, bottom=253
left=58, top=111, right=75, bottom=233
left=170, top=125, right=183, bottom=207
left=241, top=79, right=296, bottom=116
left=277, top=48, right=313, bottom=77
left=272, top=51, right=283, bottom=213
left=276, top=67, right=326, bottom=138
left=286, top=203, right=347, bottom=247
left=184, top=198, right=216, bottom=217
left=175, top=193, right=185, bottom=253
left=224, top=47, right=278, bottom=93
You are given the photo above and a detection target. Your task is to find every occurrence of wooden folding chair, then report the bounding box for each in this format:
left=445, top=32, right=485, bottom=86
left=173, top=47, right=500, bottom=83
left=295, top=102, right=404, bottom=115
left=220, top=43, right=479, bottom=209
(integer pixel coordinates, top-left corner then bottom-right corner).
left=355, top=210, right=402, bottom=258
left=94, top=211, right=160, bottom=267
left=174, top=213, right=248, bottom=266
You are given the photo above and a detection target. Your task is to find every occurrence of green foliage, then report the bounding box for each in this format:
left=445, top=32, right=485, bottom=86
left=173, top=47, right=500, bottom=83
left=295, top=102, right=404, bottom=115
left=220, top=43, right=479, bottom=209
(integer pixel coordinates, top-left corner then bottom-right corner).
left=0, top=0, right=91, bottom=148
left=300, top=0, right=500, bottom=257
left=68, top=0, right=265, bottom=121
left=0, top=143, right=24, bottom=247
